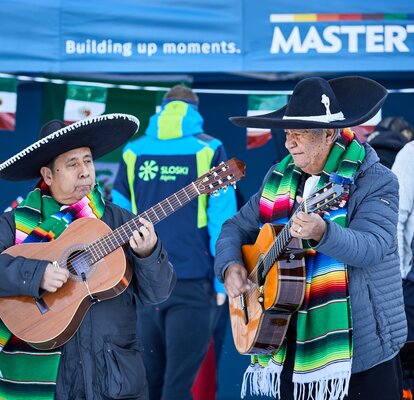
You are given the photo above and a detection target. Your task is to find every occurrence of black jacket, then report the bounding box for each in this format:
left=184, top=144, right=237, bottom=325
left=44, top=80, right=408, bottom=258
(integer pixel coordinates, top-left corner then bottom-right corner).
left=0, top=201, right=176, bottom=400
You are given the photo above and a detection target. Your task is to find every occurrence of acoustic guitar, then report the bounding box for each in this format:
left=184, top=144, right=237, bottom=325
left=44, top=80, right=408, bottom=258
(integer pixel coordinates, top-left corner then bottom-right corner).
left=229, top=180, right=349, bottom=355
left=0, top=158, right=245, bottom=350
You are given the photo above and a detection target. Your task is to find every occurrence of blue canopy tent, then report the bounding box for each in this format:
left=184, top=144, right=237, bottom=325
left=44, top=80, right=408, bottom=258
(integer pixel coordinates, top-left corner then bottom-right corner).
left=1, top=0, right=413, bottom=73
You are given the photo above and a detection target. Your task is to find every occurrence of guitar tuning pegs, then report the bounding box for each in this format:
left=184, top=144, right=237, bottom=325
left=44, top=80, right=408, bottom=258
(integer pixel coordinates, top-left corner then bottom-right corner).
left=231, top=182, right=237, bottom=189
left=210, top=190, right=220, bottom=197
left=222, top=186, right=228, bottom=194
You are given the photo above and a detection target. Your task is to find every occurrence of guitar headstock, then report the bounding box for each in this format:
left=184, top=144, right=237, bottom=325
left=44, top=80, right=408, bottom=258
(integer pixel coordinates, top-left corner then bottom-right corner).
left=305, top=182, right=349, bottom=214
left=195, top=158, right=246, bottom=195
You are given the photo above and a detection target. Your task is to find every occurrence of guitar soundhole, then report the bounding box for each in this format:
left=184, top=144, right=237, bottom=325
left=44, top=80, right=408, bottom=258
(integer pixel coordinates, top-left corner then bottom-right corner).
left=66, top=250, right=96, bottom=281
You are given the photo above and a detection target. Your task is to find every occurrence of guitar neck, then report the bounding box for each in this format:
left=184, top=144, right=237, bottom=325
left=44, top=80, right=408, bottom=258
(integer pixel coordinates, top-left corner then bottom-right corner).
left=261, top=201, right=306, bottom=278
left=87, top=183, right=199, bottom=262
left=257, top=181, right=348, bottom=280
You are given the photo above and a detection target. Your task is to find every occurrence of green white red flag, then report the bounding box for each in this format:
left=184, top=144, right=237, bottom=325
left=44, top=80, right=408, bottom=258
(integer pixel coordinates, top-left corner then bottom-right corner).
left=353, top=110, right=382, bottom=140
left=64, top=84, right=107, bottom=125
left=246, top=94, right=287, bottom=149
left=0, top=77, right=17, bottom=131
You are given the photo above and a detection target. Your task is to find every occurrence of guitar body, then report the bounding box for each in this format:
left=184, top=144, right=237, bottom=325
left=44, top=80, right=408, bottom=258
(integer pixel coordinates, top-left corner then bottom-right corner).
left=0, top=218, right=132, bottom=350
left=229, top=223, right=306, bottom=355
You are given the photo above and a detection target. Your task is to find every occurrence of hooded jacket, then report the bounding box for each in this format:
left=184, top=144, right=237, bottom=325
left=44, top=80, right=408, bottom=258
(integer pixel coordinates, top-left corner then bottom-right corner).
left=113, top=100, right=237, bottom=291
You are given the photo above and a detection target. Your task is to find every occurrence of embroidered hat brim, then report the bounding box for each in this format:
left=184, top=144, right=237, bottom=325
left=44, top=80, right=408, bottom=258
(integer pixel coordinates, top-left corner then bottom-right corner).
left=229, top=76, right=388, bottom=130
left=0, top=113, right=139, bottom=181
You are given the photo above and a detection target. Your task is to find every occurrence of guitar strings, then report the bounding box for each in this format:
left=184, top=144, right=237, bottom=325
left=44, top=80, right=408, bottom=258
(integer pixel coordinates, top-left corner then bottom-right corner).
left=89, top=173, right=236, bottom=258
left=242, top=201, right=307, bottom=305
left=61, top=173, right=236, bottom=275
left=62, top=186, right=198, bottom=274
left=240, top=182, right=338, bottom=305
left=73, top=167, right=237, bottom=263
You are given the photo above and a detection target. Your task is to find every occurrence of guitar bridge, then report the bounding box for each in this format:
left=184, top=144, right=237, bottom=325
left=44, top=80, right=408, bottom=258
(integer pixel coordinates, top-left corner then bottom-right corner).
left=81, top=272, right=100, bottom=304
left=34, top=297, right=49, bottom=315
left=239, top=294, right=249, bottom=325
left=280, top=247, right=307, bottom=261
left=257, top=285, right=265, bottom=311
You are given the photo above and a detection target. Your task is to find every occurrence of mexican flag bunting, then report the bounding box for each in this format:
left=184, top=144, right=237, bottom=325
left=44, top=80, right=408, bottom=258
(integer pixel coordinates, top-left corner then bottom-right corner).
left=352, top=110, right=382, bottom=140
left=0, top=77, right=18, bottom=131
left=94, top=161, right=121, bottom=201
left=246, top=94, right=287, bottom=149
left=64, top=84, right=107, bottom=125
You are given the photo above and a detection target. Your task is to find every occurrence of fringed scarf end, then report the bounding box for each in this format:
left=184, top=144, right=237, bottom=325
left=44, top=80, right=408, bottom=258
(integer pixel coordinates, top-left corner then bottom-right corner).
left=293, top=370, right=351, bottom=400
left=241, top=362, right=282, bottom=399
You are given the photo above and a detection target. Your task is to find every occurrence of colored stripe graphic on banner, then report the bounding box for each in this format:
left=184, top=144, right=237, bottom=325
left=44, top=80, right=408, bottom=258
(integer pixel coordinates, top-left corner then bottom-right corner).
left=270, top=13, right=414, bottom=22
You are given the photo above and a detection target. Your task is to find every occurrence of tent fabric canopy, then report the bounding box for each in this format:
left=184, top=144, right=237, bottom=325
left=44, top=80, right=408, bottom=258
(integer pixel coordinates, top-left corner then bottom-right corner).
left=0, top=0, right=413, bottom=73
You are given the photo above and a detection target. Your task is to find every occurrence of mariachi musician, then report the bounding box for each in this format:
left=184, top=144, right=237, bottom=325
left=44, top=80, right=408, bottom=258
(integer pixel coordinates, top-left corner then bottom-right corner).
left=0, top=114, right=175, bottom=400
left=215, top=76, right=406, bottom=400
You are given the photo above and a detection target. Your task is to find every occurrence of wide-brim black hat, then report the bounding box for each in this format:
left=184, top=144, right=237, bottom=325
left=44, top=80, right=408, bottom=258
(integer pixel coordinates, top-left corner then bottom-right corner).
left=0, top=113, right=139, bottom=181
left=230, top=76, right=388, bottom=130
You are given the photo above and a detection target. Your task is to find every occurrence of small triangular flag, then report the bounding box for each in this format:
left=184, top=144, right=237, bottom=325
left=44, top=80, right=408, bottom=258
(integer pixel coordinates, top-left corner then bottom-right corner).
left=64, top=84, right=107, bottom=125
left=246, top=94, right=287, bottom=149
left=0, top=77, right=17, bottom=131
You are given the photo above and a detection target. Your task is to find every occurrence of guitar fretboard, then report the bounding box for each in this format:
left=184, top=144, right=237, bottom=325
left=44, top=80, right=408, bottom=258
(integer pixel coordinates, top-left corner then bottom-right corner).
left=259, top=202, right=306, bottom=279
left=86, top=184, right=200, bottom=262
left=254, top=181, right=346, bottom=282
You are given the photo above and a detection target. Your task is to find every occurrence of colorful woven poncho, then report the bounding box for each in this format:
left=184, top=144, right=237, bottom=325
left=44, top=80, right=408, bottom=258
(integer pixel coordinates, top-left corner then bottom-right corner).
left=242, top=129, right=365, bottom=400
left=0, top=180, right=104, bottom=400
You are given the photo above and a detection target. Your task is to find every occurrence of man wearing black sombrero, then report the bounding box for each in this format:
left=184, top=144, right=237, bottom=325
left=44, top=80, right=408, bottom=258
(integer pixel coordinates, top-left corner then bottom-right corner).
left=215, top=76, right=407, bottom=400
left=0, top=114, right=176, bottom=400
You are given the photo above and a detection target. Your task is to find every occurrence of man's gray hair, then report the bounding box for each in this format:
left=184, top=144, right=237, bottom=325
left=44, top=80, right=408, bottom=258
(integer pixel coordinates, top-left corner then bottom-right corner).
left=316, top=128, right=341, bottom=141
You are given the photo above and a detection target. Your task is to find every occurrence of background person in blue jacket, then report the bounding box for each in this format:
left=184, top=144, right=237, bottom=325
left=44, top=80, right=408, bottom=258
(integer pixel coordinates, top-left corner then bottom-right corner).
left=215, top=76, right=407, bottom=400
left=112, top=85, right=237, bottom=400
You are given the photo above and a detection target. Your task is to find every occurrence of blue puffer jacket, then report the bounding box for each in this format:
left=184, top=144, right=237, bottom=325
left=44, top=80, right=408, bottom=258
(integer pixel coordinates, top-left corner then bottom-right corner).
left=113, top=100, right=237, bottom=294
left=215, top=143, right=407, bottom=373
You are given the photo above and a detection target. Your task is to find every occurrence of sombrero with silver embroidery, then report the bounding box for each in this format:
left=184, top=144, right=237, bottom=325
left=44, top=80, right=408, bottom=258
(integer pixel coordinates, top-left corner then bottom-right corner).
left=230, top=76, right=388, bottom=129
left=0, top=113, right=139, bottom=181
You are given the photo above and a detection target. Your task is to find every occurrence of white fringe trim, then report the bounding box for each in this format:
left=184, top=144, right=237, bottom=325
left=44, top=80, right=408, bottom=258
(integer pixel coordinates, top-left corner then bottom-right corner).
left=293, top=363, right=352, bottom=400
left=241, top=362, right=351, bottom=400
left=241, top=361, right=282, bottom=399
left=293, top=371, right=351, bottom=400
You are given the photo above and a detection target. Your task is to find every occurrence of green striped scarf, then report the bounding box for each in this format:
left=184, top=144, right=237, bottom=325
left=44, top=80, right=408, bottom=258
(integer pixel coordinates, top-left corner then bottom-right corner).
left=242, top=129, right=365, bottom=400
left=0, top=180, right=105, bottom=400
